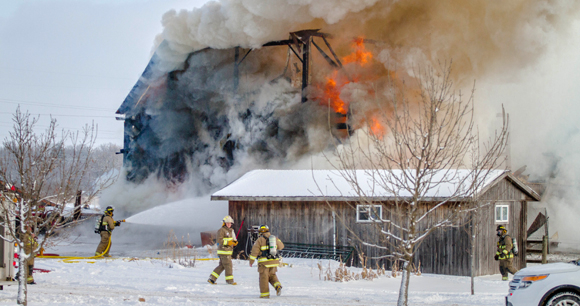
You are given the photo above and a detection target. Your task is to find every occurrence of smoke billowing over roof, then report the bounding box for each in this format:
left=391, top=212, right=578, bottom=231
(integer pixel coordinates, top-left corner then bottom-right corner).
left=103, top=1, right=580, bottom=246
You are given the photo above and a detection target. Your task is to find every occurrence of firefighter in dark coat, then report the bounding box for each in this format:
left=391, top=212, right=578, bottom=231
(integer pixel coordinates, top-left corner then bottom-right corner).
left=249, top=225, right=284, bottom=299
left=495, top=225, right=518, bottom=280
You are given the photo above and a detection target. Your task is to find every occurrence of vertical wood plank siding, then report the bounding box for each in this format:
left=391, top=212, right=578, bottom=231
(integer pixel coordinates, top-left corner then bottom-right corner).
left=229, top=178, right=529, bottom=276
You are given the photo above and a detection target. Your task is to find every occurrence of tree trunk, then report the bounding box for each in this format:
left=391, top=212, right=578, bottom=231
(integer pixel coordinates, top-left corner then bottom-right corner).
left=397, top=261, right=412, bottom=306
left=17, top=247, right=28, bottom=305
left=471, top=221, right=476, bottom=295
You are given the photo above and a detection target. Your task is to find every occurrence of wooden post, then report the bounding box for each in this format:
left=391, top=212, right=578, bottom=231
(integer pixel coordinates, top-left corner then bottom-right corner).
left=234, top=47, right=240, bottom=93
left=544, top=208, right=549, bottom=254
left=470, top=217, right=476, bottom=295
left=73, top=190, right=82, bottom=220
left=541, top=235, right=548, bottom=264
left=301, top=36, right=311, bottom=103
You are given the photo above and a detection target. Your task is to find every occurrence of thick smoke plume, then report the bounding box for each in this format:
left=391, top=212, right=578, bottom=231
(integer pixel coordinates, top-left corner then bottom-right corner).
left=102, top=0, right=580, bottom=245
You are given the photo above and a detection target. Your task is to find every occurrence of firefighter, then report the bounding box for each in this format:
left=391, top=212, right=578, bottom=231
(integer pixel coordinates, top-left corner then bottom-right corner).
left=208, top=215, right=238, bottom=285
left=495, top=225, right=518, bottom=280
left=22, top=226, right=38, bottom=285
left=249, top=225, right=284, bottom=299
left=95, top=206, right=121, bottom=257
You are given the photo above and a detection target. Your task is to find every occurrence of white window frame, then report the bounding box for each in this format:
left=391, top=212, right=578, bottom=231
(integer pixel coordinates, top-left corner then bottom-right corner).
left=495, top=204, right=509, bottom=223
left=356, top=204, right=383, bottom=223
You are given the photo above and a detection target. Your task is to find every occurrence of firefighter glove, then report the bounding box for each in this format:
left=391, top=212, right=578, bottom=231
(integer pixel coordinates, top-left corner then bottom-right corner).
left=232, top=240, right=238, bottom=246
left=494, top=254, right=499, bottom=261
left=115, top=221, right=121, bottom=226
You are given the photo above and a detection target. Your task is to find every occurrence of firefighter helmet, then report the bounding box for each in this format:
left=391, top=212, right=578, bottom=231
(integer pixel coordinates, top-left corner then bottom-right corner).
left=496, top=225, right=507, bottom=237
left=104, top=206, right=114, bottom=215
left=223, top=215, right=234, bottom=224
left=258, top=225, right=269, bottom=233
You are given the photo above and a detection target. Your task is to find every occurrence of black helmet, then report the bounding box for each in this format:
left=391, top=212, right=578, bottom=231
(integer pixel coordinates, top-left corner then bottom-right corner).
left=496, top=225, right=506, bottom=237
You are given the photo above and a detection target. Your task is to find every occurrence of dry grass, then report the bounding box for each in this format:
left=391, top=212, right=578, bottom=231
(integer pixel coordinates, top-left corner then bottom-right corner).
left=391, top=259, right=422, bottom=278
left=161, top=230, right=197, bottom=268
left=317, top=255, right=387, bottom=282
left=206, top=244, right=216, bottom=258
left=318, top=256, right=421, bottom=282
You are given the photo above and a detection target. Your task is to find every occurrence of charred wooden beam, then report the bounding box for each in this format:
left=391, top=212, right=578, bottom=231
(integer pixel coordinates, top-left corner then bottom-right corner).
left=262, top=39, right=295, bottom=47
left=322, top=36, right=343, bottom=68
left=312, top=40, right=338, bottom=68
left=234, top=47, right=240, bottom=92
left=288, top=45, right=303, bottom=63
left=301, top=35, right=311, bottom=103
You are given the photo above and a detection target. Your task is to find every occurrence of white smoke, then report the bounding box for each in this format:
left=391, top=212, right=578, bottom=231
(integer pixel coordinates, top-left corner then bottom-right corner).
left=154, top=0, right=380, bottom=71
left=478, top=20, right=580, bottom=249
left=99, top=0, right=580, bottom=248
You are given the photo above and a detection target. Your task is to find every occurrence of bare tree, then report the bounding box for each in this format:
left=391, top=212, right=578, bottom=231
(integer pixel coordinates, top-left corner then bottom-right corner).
left=325, top=64, right=508, bottom=306
left=0, top=107, right=119, bottom=305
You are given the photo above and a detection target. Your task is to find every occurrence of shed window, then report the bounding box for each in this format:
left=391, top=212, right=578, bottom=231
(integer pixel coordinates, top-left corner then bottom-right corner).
left=357, top=205, right=382, bottom=223
left=495, top=204, right=509, bottom=223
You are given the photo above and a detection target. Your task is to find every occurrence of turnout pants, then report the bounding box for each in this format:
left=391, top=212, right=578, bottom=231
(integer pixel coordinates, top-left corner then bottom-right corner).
left=258, top=265, right=281, bottom=298
left=499, top=258, right=518, bottom=278
left=26, top=264, right=34, bottom=284
left=95, top=231, right=111, bottom=256
left=210, top=255, right=234, bottom=283
left=25, top=254, right=34, bottom=284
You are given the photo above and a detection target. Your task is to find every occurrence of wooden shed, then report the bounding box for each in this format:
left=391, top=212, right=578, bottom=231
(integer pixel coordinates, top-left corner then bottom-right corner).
left=211, top=169, right=540, bottom=276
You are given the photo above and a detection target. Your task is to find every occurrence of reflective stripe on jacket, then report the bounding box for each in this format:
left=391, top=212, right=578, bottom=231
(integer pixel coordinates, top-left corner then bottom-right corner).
left=249, top=232, right=284, bottom=267
left=102, top=215, right=116, bottom=232
left=496, top=235, right=514, bottom=260
left=216, top=226, right=236, bottom=256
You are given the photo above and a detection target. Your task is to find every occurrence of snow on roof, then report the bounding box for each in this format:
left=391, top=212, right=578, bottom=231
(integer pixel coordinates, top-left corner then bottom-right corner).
left=211, top=169, right=529, bottom=201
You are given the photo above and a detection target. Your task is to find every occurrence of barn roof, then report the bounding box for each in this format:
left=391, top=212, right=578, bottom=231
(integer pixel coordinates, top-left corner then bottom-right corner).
left=211, top=169, right=541, bottom=202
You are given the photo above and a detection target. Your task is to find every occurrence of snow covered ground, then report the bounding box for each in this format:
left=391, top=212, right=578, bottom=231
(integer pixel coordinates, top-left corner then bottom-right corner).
left=0, top=237, right=512, bottom=306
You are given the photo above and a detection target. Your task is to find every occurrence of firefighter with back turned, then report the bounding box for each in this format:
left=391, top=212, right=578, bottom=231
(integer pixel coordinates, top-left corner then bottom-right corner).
left=249, top=224, right=284, bottom=299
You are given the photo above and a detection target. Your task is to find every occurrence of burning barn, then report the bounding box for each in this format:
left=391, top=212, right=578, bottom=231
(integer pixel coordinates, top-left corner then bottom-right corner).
left=116, top=30, right=388, bottom=191
left=211, top=169, right=541, bottom=276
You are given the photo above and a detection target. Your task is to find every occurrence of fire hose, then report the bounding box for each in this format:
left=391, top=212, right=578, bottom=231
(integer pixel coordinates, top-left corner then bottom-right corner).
left=36, top=220, right=225, bottom=262
left=37, top=220, right=128, bottom=262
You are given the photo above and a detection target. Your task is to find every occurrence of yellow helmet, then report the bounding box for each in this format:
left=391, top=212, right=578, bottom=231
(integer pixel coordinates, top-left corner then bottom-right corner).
left=258, top=225, right=269, bottom=233
left=104, top=206, right=114, bottom=216
left=223, top=215, right=234, bottom=224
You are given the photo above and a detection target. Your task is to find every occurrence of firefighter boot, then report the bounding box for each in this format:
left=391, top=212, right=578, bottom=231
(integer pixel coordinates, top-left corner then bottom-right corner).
left=207, top=279, right=216, bottom=285
left=276, top=285, right=282, bottom=296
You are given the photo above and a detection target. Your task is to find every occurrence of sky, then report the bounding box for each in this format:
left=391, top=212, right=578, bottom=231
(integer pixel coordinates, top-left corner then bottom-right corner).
left=0, top=0, right=208, bottom=146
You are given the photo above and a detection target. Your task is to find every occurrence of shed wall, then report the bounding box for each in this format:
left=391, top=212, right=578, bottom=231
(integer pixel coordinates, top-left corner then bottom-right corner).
left=228, top=177, right=530, bottom=277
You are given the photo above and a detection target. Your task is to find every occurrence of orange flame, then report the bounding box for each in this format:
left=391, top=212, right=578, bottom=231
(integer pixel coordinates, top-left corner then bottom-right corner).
left=323, top=71, right=348, bottom=114
left=342, top=38, right=372, bottom=65
left=369, top=116, right=385, bottom=138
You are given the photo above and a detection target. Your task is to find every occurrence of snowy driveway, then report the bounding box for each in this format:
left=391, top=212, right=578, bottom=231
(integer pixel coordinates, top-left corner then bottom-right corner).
left=0, top=256, right=510, bottom=306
